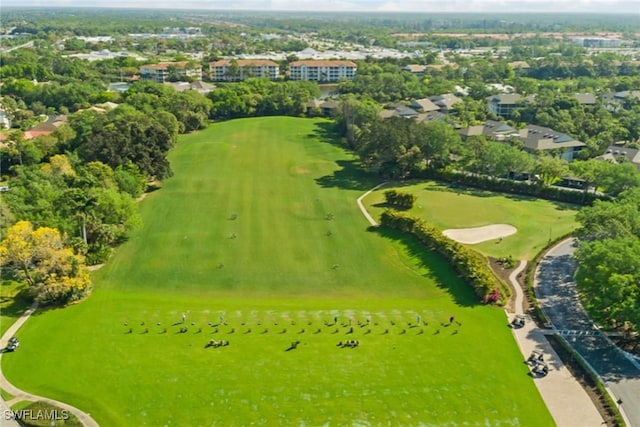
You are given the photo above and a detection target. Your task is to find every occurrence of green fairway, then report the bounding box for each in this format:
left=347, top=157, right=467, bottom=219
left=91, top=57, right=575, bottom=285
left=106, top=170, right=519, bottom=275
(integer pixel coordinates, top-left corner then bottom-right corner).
left=365, top=181, right=579, bottom=260
left=3, top=117, right=553, bottom=426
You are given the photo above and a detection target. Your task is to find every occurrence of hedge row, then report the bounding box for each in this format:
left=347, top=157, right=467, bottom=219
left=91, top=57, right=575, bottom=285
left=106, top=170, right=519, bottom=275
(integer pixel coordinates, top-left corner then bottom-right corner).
left=384, top=190, right=416, bottom=209
left=417, top=169, right=608, bottom=206
left=380, top=209, right=509, bottom=304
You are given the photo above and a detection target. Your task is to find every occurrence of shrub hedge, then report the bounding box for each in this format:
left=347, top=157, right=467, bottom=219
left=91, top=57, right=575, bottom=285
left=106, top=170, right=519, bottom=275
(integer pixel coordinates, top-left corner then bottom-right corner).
left=384, top=190, right=416, bottom=209
left=380, top=209, right=509, bottom=304
left=417, top=169, right=609, bottom=206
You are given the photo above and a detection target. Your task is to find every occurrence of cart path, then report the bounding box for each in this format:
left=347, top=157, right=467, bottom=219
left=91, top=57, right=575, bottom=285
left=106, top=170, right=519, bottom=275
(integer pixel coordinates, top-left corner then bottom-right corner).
left=509, top=260, right=527, bottom=316
left=0, top=303, right=100, bottom=427
left=507, top=261, right=604, bottom=426
left=356, top=182, right=386, bottom=226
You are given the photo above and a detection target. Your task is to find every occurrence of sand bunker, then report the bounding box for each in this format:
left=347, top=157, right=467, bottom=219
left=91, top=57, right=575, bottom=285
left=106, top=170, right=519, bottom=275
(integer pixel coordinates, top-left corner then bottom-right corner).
left=443, top=224, right=517, bottom=244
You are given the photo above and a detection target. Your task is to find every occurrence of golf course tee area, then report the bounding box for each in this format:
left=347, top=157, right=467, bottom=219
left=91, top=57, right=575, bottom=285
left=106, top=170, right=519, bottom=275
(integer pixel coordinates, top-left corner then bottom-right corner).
left=2, top=117, right=554, bottom=426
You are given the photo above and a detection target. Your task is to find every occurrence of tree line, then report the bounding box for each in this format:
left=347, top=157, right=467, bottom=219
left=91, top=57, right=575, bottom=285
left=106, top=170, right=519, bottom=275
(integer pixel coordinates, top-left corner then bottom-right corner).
left=336, top=96, right=640, bottom=198
left=574, top=188, right=640, bottom=339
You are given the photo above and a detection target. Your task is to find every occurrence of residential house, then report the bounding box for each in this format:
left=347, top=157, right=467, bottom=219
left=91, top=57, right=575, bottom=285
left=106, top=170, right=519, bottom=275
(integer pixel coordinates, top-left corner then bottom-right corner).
left=379, top=104, right=419, bottom=120
left=415, top=111, right=448, bottom=124
left=458, top=120, right=517, bottom=141
left=29, top=115, right=68, bottom=133
left=599, top=144, right=640, bottom=171
left=319, top=100, right=341, bottom=116
left=0, top=115, right=68, bottom=143
left=306, top=99, right=341, bottom=117
left=289, top=60, right=357, bottom=82
left=209, top=59, right=279, bottom=82
left=430, top=93, right=462, bottom=114
left=574, top=93, right=597, bottom=106
left=518, top=125, right=585, bottom=161
left=602, top=90, right=640, bottom=111
left=486, top=93, right=523, bottom=118
left=402, top=64, right=428, bottom=77
left=306, top=99, right=323, bottom=115
left=139, top=62, right=202, bottom=83
left=409, top=98, right=440, bottom=113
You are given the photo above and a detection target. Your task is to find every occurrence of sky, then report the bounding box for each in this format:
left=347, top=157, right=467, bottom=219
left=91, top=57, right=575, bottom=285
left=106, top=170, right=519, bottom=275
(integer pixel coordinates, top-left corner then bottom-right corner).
left=2, top=0, right=639, bottom=13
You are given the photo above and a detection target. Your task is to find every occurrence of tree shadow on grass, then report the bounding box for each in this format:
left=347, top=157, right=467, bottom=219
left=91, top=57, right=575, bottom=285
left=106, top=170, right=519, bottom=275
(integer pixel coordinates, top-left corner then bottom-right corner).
left=308, top=121, right=341, bottom=146
left=308, top=121, right=379, bottom=192
left=315, top=159, right=375, bottom=191
left=0, top=283, right=32, bottom=324
left=370, top=226, right=481, bottom=308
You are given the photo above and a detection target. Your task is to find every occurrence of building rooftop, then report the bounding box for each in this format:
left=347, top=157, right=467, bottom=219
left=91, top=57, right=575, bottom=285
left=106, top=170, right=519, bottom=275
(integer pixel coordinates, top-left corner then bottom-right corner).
left=290, top=60, right=357, bottom=67
left=140, top=61, right=200, bottom=71
left=210, top=59, right=279, bottom=67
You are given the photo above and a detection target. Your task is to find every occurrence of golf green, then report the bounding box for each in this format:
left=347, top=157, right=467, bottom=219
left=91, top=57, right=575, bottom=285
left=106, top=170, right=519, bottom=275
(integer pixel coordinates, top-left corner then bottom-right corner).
left=2, top=117, right=553, bottom=426
left=365, top=181, right=579, bottom=260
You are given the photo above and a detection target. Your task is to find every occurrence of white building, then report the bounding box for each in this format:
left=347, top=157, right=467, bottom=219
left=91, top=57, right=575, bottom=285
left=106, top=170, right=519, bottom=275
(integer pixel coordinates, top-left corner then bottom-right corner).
left=209, top=59, right=279, bottom=81
left=139, top=62, right=202, bottom=83
left=289, top=60, right=356, bottom=82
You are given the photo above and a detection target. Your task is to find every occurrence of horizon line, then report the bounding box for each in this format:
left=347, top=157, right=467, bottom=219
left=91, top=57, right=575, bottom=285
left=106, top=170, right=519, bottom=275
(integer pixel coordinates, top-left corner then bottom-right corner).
left=1, top=5, right=639, bottom=15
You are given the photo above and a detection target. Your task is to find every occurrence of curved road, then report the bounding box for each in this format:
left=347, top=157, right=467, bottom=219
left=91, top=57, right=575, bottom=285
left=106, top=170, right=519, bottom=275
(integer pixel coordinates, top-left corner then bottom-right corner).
left=535, top=239, right=640, bottom=427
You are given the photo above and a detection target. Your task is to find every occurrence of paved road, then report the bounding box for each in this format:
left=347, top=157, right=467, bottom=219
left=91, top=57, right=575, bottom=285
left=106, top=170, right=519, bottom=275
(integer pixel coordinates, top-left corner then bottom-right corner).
left=535, top=239, right=640, bottom=427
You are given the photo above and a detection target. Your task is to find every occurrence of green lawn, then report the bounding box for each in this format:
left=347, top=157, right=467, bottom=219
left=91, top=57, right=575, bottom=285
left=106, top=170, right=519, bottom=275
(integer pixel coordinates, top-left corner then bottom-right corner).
left=3, top=117, right=553, bottom=426
left=0, top=280, right=30, bottom=337
left=365, top=181, right=579, bottom=260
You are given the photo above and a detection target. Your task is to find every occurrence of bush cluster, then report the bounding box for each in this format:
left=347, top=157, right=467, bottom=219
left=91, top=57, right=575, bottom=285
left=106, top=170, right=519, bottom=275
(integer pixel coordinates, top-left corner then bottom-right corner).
left=384, top=190, right=417, bottom=209
left=380, top=210, right=508, bottom=304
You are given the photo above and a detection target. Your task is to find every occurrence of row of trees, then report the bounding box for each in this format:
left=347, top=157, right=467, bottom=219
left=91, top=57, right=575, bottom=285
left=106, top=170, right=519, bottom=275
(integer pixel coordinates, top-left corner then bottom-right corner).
left=0, top=82, right=192, bottom=306
left=208, top=79, right=320, bottom=119
left=2, top=154, right=143, bottom=265
left=574, top=188, right=640, bottom=337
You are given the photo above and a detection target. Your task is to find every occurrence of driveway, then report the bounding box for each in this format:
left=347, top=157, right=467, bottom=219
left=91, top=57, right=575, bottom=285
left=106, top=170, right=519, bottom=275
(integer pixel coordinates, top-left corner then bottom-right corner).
left=535, top=238, right=640, bottom=426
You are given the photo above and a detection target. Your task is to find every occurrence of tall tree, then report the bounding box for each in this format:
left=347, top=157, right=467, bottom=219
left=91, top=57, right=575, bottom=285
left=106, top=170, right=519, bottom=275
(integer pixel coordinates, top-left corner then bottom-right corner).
left=0, top=221, right=92, bottom=305
left=534, top=155, right=569, bottom=186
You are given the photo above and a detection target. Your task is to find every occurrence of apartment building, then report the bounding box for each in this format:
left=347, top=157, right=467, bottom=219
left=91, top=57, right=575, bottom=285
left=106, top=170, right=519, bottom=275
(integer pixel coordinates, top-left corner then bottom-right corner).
left=139, top=62, right=203, bottom=83
left=209, top=59, right=280, bottom=81
left=289, top=60, right=356, bottom=82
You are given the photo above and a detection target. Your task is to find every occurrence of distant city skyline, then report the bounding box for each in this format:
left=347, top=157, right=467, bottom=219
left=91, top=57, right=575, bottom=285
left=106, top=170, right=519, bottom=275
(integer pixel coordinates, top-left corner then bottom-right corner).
left=2, top=0, right=639, bottom=14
